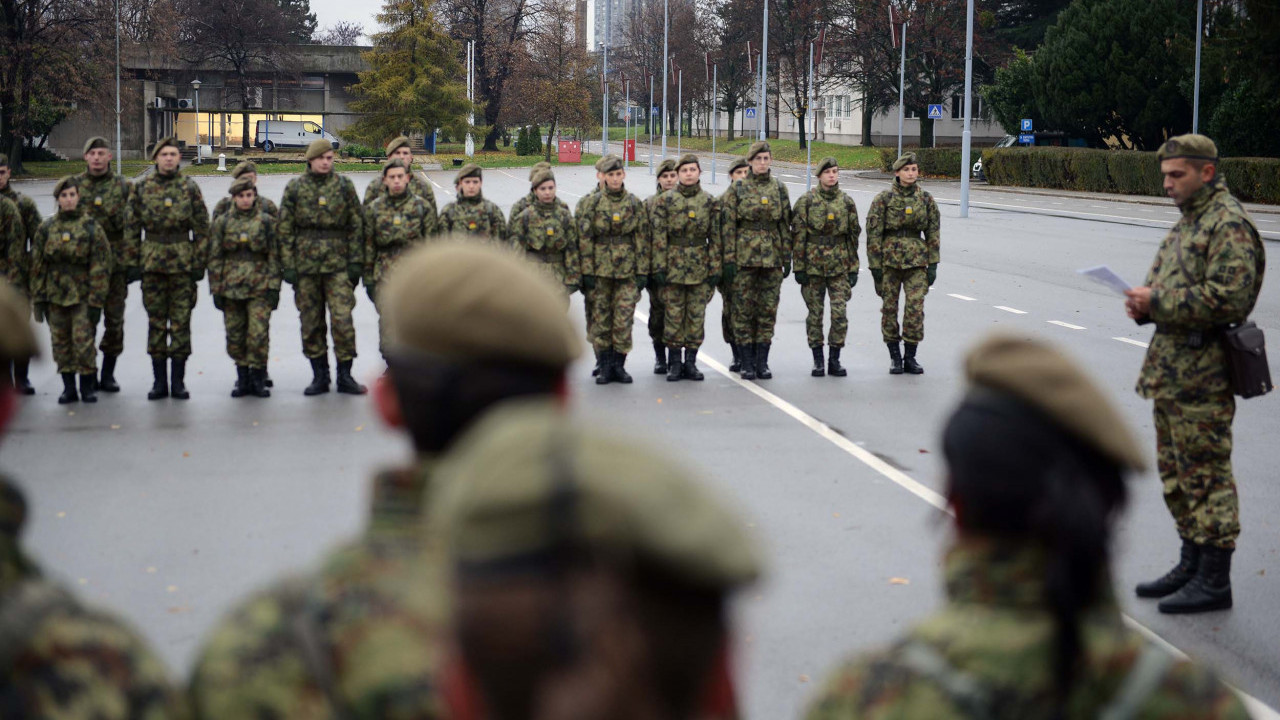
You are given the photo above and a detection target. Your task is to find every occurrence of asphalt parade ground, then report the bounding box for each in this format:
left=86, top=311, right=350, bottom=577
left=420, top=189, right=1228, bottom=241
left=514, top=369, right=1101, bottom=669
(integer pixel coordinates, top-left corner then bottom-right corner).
left=6, top=163, right=1278, bottom=717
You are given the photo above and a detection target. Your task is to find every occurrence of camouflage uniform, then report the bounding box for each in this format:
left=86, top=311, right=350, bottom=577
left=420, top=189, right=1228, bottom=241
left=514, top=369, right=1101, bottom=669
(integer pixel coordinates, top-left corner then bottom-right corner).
left=0, top=182, right=41, bottom=279
left=723, top=171, right=791, bottom=344
left=212, top=194, right=278, bottom=223
left=0, top=197, right=23, bottom=295
left=30, top=210, right=111, bottom=374
left=509, top=191, right=569, bottom=226
left=363, top=191, right=434, bottom=356
left=437, top=194, right=506, bottom=242
left=127, top=168, right=209, bottom=359
left=1136, top=179, right=1264, bottom=551
left=76, top=170, right=133, bottom=359
left=793, top=185, right=860, bottom=348
left=362, top=168, right=439, bottom=216
left=650, top=181, right=721, bottom=349
left=804, top=539, right=1249, bottom=720
left=509, top=199, right=582, bottom=298
left=208, top=206, right=281, bottom=371
left=716, top=183, right=737, bottom=349
left=279, top=168, right=364, bottom=362
left=644, top=184, right=669, bottom=357
left=580, top=187, right=650, bottom=355
left=866, top=178, right=940, bottom=344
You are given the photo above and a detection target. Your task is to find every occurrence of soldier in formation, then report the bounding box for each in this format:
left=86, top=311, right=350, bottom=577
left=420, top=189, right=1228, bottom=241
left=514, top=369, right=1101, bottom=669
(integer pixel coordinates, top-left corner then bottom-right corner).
left=75, top=137, right=133, bottom=393
left=805, top=334, right=1249, bottom=719
left=363, top=158, right=436, bottom=358
left=793, top=157, right=861, bottom=377
left=1124, top=134, right=1266, bottom=614
left=362, top=135, right=439, bottom=217
left=508, top=166, right=580, bottom=298
left=508, top=160, right=568, bottom=223
left=212, top=161, right=279, bottom=222
left=437, top=163, right=506, bottom=241
left=646, top=157, right=680, bottom=374
left=649, top=153, right=721, bottom=381
left=207, top=176, right=280, bottom=398
left=0, top=153, right=39, bottom=394
left=720, top=156, right=748, bottom=371
left=866, top=152, right=940, bottom=375
left=722, top=141, right=791, bottom=380
left=579, top=154, right=650, bottom=384
left=280, top=138, right=366, bottom=396
left=29, top=177, right=111, bottom=404
left=575, top=161, right=607, bottom=377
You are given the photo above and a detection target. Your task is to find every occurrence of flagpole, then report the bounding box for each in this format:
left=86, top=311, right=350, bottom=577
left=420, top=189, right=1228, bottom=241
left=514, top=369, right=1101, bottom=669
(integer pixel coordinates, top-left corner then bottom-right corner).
left=806, top=40, right=813, bottom=192
left=711, top=62, right=718, bottom=184
left=661, top=0, right=669, bottom=160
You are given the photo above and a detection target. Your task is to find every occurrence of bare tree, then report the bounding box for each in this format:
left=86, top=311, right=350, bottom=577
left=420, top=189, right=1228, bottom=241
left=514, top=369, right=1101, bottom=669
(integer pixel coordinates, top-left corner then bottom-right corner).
left=313, top=20, right=366, bottom=45
left=824, top=0, right=900, bottom=146
left=501, top=0, right=594, bottom=158
left=768, top=0, right=824, bottom=148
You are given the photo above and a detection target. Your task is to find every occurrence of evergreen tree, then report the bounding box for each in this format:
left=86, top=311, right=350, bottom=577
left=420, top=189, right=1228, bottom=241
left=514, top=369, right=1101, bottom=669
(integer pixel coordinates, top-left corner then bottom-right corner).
left=276, top=0, right=318, bottom=43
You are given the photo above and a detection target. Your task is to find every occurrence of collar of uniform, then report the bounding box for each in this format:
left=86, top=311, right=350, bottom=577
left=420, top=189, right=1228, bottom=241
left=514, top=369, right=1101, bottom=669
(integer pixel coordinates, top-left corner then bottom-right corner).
left=1179, top=179, right=1223, bottom=218
left=818, top=186, right=840, bottom=200
left=604, top=186, right=626, bottom=200
left=386, top=188, right=411, bottom=205
left=943, top=536, right=1115, bottom=610
left=677, top=181, right=701, bottom=197
left=458, top=192, right=484, bottom=205
left=535, top=198, right=557, bottom=211
left=155, top=168, right=180, bottom=180
left=56, top=208, right=84, bottom=220
left=0, top=184, right=12, bottom=196
left=893, top=177, right=919, bottom=195
left=750, top=170, right=772, bottom=183
left=83, top=169, right=115, bottom=183
left=232, top=204, right=258, bottom=218
left=306, top=167, right=332, bottom=180
left=366, top=457, right=438, bottom=538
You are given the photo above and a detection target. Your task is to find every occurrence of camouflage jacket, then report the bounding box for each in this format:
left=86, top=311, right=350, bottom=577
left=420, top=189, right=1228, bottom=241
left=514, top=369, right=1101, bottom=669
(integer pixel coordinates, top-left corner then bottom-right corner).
left=866, top=179, right=940, bottom=270
left=212, top=195, right=279, bottom=224
left=1137, top=181, right=1266, bottom=402
left=127, top=169, right=209, bottom=275
left=207, top=207, right=281, bottom=299
left=509, top=192, right=569, bottom=226
left=723, top=171, right=792, bottom=269
left=510, top=199, right=582, bottom=287
left=651, top=182, right=723, bottom=285
left=793, top=186, right=861, bottom=277
left=75, top=170, right=132, bottom=270
left=805, top=538, right=1249, bottom=720
left=363, top=169, right=439, bottom=219
left=1, top=197, right=24, bottom=295
left=580, top=186, right=650, bottom=279
left=279, top=169, right=363, bottom=276
left=363, top=190, right=435, bottom=285
left=0, top=475, right=183, bottom=720
left=29, top=210, right=112, bottom=308
left=188, top=461, right=446, bottom=720
left=437, top=194, right=507, bottom=242
left=0, top=185, right=41, bottom=266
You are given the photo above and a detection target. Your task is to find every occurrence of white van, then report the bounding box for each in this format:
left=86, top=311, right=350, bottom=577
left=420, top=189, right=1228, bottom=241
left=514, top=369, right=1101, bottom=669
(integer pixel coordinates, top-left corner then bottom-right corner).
left=255, top=120, right=341, bottom=153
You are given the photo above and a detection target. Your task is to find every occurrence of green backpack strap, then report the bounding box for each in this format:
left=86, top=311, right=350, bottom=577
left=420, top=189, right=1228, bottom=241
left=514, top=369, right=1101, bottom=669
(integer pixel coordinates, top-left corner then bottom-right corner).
left=277, top=578, right=356, bottom=720
left=1098, top=643, right=1176, bottom=720
left=896, top=639, right=996, bottom=720
left=0, top=580, right=81, bottom=674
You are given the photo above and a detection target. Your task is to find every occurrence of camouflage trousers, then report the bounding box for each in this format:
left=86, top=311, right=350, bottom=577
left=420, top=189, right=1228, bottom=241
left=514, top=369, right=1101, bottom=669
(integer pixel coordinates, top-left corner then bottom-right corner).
left=99, top=270, right=129, bottom=358
left=660, top=282, right=714, bottom=349
left=142, top=272, right=196, bottom=359
left=879, top=266, right=928, bottom=344
left=47, top=303, right=97, bottom=374
left=222, top=297, right=272, bottom=369
left=296, top=273, right=357, bottom=362
left=731, top=267, right=784, bottom=344
left=802, top=274, right=852, bottom=348
left=587, top=277, right=640, bottom=353
left=647, top=287, right=665, bottom=343
left=1154, top=395, right=1240, bottom=549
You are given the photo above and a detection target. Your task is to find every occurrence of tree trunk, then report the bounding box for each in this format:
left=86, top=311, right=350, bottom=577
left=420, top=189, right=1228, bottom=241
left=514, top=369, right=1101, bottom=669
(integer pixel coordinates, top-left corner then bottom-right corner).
left=545, top=116, right=558, bottom=162
left=798, top=108, right=807, bottom=149
left=861, top=102, right=875, bottom=146
left=919, top=116, right=933, bottom=149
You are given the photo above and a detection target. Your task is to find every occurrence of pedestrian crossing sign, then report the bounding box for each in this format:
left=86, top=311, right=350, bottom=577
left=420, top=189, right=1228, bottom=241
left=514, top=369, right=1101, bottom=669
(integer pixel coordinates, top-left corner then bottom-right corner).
left=745, top=108, right=757, bottom=118
left=927, top=104, right=944, bottom=120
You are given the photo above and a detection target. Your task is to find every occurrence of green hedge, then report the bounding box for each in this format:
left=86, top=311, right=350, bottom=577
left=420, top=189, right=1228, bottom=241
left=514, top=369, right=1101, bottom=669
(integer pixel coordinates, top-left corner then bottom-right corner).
left=878, top=147, right=965, bottom=177
left=984, top=147, right=1280, bottom=204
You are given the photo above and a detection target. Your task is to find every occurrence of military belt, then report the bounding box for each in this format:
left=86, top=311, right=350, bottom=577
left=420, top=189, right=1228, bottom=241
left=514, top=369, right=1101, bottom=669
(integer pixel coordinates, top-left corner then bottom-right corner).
left=49, top=261, right=88, bottom=273
left=810, top=234, right=841, bottom=246
left=1156, top=324, right=1219, bottom=349
left=600, top=234, right=633, bottom=245
left=526, top=249, right=565, bottom=263
left=145, top=231, right=189, bottom=244
left=671, top=235, right=707, bottom=248
left=226, top=249, right=268, bottom=262
left=744, top=220, right=775, bottom=231
left=890, top=229, right=923, bottom=238
left=299, top=229, right=348, bottom=240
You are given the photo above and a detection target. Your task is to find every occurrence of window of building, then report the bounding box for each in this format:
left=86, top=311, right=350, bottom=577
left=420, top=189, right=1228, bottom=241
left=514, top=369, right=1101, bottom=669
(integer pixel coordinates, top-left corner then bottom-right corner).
left=950, top=94, right=984, bottom=120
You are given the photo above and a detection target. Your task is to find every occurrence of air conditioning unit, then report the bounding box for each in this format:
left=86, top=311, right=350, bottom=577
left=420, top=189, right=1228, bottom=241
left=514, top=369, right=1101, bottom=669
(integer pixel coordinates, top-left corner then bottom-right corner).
left=177, top=99, right=193, bottom=109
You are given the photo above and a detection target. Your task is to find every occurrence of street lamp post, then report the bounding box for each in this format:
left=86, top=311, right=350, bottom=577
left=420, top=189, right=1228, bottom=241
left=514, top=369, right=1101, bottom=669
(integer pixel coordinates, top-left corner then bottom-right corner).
left=115, top=0, right=121, bottom=175
left=758, top=0, right=769, bottom=141
left=191, top=79, right=202, bottom=164
left=959, top=0, right=974, bottom=217
left=661, top=0, right=669, bottom=160
left=1193, top=0, right=1203, bottom=133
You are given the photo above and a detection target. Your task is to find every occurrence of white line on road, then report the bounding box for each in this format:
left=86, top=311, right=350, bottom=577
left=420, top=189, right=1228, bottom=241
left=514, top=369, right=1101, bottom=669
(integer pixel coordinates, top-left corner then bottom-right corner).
left=994, top=305, right=1028, bottom=314
left=1113, top=336, right=1150, bottom=348
left=947, top=293, right=977, bottom=301
left=1048, top=320, right=1086, bottom=330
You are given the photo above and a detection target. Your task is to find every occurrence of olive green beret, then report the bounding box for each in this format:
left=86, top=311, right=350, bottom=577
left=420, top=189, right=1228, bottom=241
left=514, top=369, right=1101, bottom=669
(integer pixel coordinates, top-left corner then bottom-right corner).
left=0, top=154, right=8, bottom=168
left=151, top=136, right=180, bottom=161
left=892, top=153, right=919, bottom=172
left=382, top=158, right=410, bottom=177
left=964, top=334, right=1145, bottom=471
left=82, top=136, right=110, bottom=155
left=727, top=156, right=748, bottom=175
left=746, top=141, right=771, bottom=161
left=52, top=175, right=79, bottom=197
left=527, top=161, right=552, bottom=180
left=433, top=402, right=763, bottom=590
left=1157, top=134, right=1218, bottom=163
left=382, top=240, right=581, bottom=369
left=530, top=168, right=555, bottom=190
left=231, top=161, right=258, bottom=178
left=0, top=478, right=28, bottom=539
left=594, top=154, right=624, bottom=174
left=656, top=158, right=679, bottom=176
left=0, top=278, right=37, bottom=363
left=305, top=138, right=335, bottom=161
left=816, top=156, right=839, bottom=176
left=454, top=163, right=482, bottom=185
left=228, top=176, right=256, bottom=196
left=675, top=153, right=700, bottom=171
left=385, top=136, right=413, bottom=156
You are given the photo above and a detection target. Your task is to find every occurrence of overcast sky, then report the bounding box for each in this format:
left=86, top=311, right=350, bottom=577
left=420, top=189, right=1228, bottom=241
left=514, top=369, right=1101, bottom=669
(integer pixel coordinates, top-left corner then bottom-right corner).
left=310, top=0, right=381, bottom=40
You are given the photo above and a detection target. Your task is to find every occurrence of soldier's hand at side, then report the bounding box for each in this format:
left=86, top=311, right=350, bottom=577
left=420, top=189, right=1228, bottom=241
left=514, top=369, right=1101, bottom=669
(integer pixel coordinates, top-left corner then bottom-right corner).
left=365, top=282, right=377, bottom=304
left=87, top=307, right=101, bottom=325
left=707, top=272, right=721, bottom=288
left=32, top=303, right=47, bottom=323
left=566, top=283, right=579, bottom=295
left=266, top=290, right=280, bottom=310
left=927, top=262, right=938, bottom=286
left=190, top=268, right=205, bottom=283
left=781, top=262, right=791, bottom=280
left=722, top=263, right=737, bottom=284
left=635, top=275, right=648, bottom=291
left=283, top=269, right=298, bottom=285
left=582, top=275, right=596, bottom=291
left=346, top=263, right=362, bottom=287
left=651, top=272, right=666, bottom=288
left=212, top=295, right=224, bottom=311
left=848, top=272, right=858, bottom=287
left=1124, top=287, right=1152, bottom=319
left=126, top=266, right=142, bottom=284
left=794, top=271, right=808, bottom=286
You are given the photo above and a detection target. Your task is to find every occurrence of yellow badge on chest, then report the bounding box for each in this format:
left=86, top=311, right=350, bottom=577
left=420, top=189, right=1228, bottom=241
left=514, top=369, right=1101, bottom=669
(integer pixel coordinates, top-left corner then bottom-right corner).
left=238, top=233, right=249, bottom=243
left=393, top=216, right=402, bottom=226
left=688, top=211, right=696, bottom=218
left=612, top=213, right=621, bottom=222
left=163, top=198, right=172, bottom=208
left=468, top=222, right=477, bottom=230
left=318, top=196, right=328, bottom=207
left=905, top=206, right=913, bottom=215
left=61, top=232, right=71, bottom=242
left=761, top=197, right=769, bottom=205
left=94, top=196, right=103, bottom=207
left=827, top=213, right=835, bottom=220
left=546, top=228, right=555, bottom=236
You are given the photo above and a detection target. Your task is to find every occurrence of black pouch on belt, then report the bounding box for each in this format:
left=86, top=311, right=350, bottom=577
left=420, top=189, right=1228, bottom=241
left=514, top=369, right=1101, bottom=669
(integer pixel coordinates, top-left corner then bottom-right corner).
left=1221, top=321, right=1272, bottom=398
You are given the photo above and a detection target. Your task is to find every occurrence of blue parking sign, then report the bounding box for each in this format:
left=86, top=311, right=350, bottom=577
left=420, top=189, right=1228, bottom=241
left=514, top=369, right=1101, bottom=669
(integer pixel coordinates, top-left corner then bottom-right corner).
left=1020, top=118, right=1033, bottom=132
left=927, top=104, right=944, bottom=120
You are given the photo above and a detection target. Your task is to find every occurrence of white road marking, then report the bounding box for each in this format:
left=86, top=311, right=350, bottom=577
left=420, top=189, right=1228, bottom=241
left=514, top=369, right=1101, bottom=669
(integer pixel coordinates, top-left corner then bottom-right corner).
left=1112, top=337, right=1150, bottom=348
left=947, top=293, right=976, bottom=301
left=1047, top=320, right=1086, bottom=330
left=994, top=305, right=1028, bottom=314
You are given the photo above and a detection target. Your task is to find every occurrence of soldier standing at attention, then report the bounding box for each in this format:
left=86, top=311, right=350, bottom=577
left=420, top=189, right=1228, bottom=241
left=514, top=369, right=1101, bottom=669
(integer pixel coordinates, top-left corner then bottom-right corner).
left=793, top=157, right=861, bottom=378
left=645, top=157, right=679, bottom=375
left=279, top=138, right=366, bottom=396
left=508, top=167, right=580, bottom=298
left=127, top=137, right=209, bottom=400
left=650, top=154, right=721, bottom=381
left=805, top=335, right=1249, bottom=720
left=723, top=141, right=791, bottom=380
left=0, top=154, right=41, bottom=395
left=437, top=164, right=506, bottom=241
left=1124, top=134, right=1265, bottom=615
left=579, top=154, right=650, bottom=385
left=29, top=177, right=111, bottom=404
left=208, top=177, right=280, bottom=399
left=509, top=161, right=567, bottom=224
left=1, top=194, right=28, bottom=393
left=719, top=157, right=748, bottom=371
left=362, top=136, right=439, bottom=219
left=867, top=152, right=939, bottom=375
left=575, top=165, right=607, bottom=377
left=212, top=162, right=279, bottom=222
left=75, top=137, right=134, bottom=394
left=363, top=158, right=435, bottom=359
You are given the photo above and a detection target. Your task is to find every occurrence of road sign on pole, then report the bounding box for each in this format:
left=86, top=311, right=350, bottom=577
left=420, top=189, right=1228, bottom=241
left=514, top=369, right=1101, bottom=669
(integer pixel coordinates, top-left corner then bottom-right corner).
left=745, top=107, right=756, bottom=118
left=1018, top=133, right=1035, bottom=145
left=927, top=104, right=943, bottom=120
left=1020, top=118, right=1033, bottom=132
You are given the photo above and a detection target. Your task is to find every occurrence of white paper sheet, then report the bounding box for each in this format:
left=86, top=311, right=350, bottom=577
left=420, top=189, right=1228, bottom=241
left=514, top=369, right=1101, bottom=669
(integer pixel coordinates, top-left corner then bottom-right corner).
left=1077, top=265, right=1133, bottom=296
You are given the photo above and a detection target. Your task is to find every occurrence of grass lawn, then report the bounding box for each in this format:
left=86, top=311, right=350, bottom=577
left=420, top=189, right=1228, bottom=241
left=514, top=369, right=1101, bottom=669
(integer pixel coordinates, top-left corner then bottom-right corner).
left=604, top=129, right=884, bottom=169
left=16, top=161, right=152, bottom=180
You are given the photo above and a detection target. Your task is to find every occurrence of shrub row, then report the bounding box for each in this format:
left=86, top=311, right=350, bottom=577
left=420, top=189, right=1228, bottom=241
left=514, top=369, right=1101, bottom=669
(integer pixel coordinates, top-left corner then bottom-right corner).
left=877, top=147, right=965, bottom=177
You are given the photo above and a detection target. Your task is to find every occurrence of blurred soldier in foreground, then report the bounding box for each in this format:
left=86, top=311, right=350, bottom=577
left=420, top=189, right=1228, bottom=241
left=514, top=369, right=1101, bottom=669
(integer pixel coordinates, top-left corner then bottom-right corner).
left=0, top=278, right=184, bottom=718
left=0, top=183, right=28, bottom=394
left=212, top=161, right=279, bottom=222
left=719, top=157, right=748, bottom=371
left=508, top=167, right=580, bottom=299
left=76, top=137, right=134, bottom=392
left=793, top=157, right=860, bottom=378
left=188, top=240, right=580, bottom=720
left=363, top=136, right=439, bottom=221
left=1124, top=134, right=1266, bottom=614
left=645, top=157, right=679, bottom=375
left=364, top=158, right=437, bottom=359
left=804, top=335, right=1249, bottom=720
left=438, top=164, right=506, bottom=242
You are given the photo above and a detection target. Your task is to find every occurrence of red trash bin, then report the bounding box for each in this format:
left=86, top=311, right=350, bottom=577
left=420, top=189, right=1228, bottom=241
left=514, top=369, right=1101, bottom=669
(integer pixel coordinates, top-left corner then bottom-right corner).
left=623, top=139, right=636, bottom=161
left=557, top=141, right=581, bottom=163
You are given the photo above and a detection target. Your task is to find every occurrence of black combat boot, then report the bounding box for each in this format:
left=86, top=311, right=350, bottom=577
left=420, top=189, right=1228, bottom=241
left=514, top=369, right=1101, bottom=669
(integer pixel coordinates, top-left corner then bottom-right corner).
left=666, top=347, right=682, bottom=382
left=57, top=373, right=79, bottom=404
left=79, top=373, right=98, bottom=403
left=98, top=355, right=120, bottom=393
left=614, top=353, right=633, bottom=384
left=170, top=358, right=190, bottom=400
left=653, top=340, right=669, bottom=375
left=1136, top=539, right=1200, bottom=598
left=336, top=360, right=368, bottom=395
left=903, top=343, right=924, bottom=375
left=147, top=357, right=169, bottom=400
left=263, top=370, right=274, bottom=388
left=1158, top=545, right=1233, bottom=614
left=13, top=360, right=35, bottom=395
left=887, top=342, right=904, bottom=375
left=755, top=342, right=772, bottom=380
left=231, top=366, right=249, bottom=398
left=682, top=349, right=704, bottom=381
left=729, top=344, right=742, bottom=373
left=250, top=368, right=271, bottom=398
left=811, top=346, right=825, bottom=377
left=739, top=343, right=757, bottom=380
left=595, top=350, right=613, bottom=385
left=305, top=357, right=331, bottom=396
left=592, top=349, right=602, bottom=377
left=828, top=346, right=847, bottom=377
